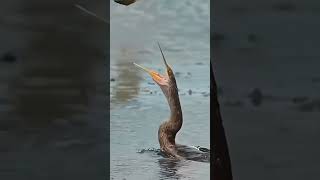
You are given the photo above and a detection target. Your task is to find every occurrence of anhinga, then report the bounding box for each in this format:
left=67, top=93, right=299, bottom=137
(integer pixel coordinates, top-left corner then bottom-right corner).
left=134, top=43, right=209, bottom=161
left=134, top=44, right=233, bottom=178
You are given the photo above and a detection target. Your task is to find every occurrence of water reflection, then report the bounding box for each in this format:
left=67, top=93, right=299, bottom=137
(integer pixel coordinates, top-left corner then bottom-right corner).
left=140, top=149, right=207, bottom=179
left=11, top=31, right=99, bottom=127
left=111, top=48, right=141, bottom=106
left=5, top=1, right=106, bottom=128
left=0, top=1, right=107, bottom=179
left=158, top=158, right=184, bottom=179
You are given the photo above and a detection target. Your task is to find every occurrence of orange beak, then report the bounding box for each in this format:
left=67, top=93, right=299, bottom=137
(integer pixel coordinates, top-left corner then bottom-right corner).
left=133, top=63, right=164, bottom=83
left=133, top=42, right=170, bottom=85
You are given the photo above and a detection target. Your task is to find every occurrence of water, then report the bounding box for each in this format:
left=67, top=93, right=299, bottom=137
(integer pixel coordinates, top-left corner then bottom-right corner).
left=110, top=0, right=210, bottom=179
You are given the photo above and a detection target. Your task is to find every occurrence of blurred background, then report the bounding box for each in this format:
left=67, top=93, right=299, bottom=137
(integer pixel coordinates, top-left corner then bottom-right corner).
left=0, top=0, right=107, bottom=179
left=213, top=0, right=320, bottom=179
left=3, top=0, right=318, bottom=179
left=110, top=0, right=210, bottom=179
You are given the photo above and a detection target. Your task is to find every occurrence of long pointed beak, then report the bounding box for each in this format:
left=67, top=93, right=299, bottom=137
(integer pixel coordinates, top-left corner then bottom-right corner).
left=133, top=62, right=151, bottom=73
left=133, top=43, right=170, bottom=85
left=133, top=63, right=163, bottom=83
left=157, top=42, right=170, bottom=70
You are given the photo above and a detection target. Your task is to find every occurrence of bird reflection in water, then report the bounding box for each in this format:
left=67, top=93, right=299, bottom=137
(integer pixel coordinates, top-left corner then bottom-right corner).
left=158, top=157, right=184, bottom=179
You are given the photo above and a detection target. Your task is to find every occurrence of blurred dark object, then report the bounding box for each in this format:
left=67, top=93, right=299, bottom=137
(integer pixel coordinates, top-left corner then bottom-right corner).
left=1, top=52, right=17, bottom=63
left=224, top=100, right=244, bottom=107
left=217, top=86, right=223, bottom=96
left=174, top=72, right=181, bottom=77
left=292, top=96, right=309, bottom=104
left=248, top=88, right=263, bottom=106
left=212, top=32, right=225, bottom=48
left=311, top=77, right=320, bottom=83
left=114, top=0, right=137, bottom=6
left=247, top=33, right=257, bottom=43
left=272, top=2, right=296, bottom=12
left=212, top=32, right=225, bottom=41
left=211, top=62, right=233, bottom=180
left=297, top=100, right=320, bottom=112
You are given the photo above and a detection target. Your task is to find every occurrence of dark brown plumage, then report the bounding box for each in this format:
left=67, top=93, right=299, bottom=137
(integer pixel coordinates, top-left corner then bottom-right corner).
left=134, top=43, right=209, bottom=161
left=156, top=55, right=183, bottom=158
left=135, top=43, right=183, bottom=158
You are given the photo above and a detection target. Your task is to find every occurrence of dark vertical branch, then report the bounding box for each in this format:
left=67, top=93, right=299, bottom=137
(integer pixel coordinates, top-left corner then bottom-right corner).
left=211, top=61, right=233, bottom=180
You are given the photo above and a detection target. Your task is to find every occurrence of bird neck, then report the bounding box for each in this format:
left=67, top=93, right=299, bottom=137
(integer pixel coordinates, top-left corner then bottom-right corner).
left=166, top=87, right=183, bottom=132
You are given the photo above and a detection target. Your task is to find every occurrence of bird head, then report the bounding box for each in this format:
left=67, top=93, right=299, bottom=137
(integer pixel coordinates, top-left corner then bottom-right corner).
left=134, top=43, right=177, bottom=96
